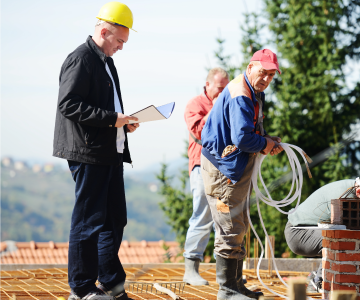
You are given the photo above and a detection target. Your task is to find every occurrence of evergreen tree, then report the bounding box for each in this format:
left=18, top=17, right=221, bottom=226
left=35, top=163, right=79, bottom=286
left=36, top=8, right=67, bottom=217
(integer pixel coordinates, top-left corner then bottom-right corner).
left=157, top=163, right=193, bottom=248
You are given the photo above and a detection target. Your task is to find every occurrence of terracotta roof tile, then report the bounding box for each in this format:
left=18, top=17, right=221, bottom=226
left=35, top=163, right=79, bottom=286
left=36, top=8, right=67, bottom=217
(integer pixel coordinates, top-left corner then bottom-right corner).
left=0, top=240, right=181, bottom=264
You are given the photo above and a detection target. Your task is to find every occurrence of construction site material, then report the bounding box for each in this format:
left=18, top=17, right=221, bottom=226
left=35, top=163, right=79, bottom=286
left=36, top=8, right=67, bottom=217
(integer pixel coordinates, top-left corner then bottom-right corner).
left=247, top=143, right=313, bottom=297
left=244, top=258, right=321, bottom=272
left=318, top=223, right=346, bottom=230
left=331, top=291, right=357, bottom=300
left=322, top=229, right=360, bottom=299
left=331, top=187, right=360, bottom=230
left=287, top=278, right=307, bottom=300
left=153, top=283, right=180, bottom=299
left=254, top=239, right=259, bottom=272
left=246, top=228, right=251, bottom=271
left=0, top=264, right=322, bottom=299
left=265, top=236, right=275, bottom=276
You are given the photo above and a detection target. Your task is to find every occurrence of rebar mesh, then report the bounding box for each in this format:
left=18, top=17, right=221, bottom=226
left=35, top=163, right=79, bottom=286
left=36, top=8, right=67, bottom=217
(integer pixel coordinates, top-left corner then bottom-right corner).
left=0, top=266, right=322, bottom=299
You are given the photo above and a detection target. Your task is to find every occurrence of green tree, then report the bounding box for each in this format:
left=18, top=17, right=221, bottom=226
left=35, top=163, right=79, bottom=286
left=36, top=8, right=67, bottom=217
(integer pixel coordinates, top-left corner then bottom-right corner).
left=157, top=143, right=215, bottom=261
left=213, top=0, right=360, bottom=257
left=157, top=163, right=193, bottom=249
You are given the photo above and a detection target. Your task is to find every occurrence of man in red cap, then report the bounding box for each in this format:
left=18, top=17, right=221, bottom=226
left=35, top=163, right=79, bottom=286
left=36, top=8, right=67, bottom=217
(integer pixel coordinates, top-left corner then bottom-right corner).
left=200, top=49, right=283, bottom=300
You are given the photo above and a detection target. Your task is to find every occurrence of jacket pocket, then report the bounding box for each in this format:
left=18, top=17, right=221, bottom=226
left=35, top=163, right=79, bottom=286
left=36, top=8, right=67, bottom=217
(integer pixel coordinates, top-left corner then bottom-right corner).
left=202, top=167, right=222, bottom=197
left=201, top=156, right=228, bottom=200
left=84, top=127, right=99, bottom=146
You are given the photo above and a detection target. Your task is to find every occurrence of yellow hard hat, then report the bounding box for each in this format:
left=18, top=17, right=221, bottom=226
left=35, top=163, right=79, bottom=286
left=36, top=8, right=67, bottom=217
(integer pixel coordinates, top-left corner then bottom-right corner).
left=96, top=2, right=136, bottom=32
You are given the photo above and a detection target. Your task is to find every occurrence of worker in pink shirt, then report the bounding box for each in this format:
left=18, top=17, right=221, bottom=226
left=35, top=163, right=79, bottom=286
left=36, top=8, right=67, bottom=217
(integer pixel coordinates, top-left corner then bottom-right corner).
left=183, top=68, right=229, bottom=285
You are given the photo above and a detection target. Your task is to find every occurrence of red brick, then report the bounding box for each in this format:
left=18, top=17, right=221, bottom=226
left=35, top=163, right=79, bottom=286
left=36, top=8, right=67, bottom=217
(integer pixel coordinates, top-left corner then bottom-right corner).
left=323, top=248, right=327, bottom=257
left=322, top=230, right=327, bottom=237
left=327, top=230, right=335, bottom=238
left=322, top=260, right=330, bottom=269
left=323, top=281, right=331, bottom=291
left=322, top=281, right=331, bottom=291
left=325, top=249, right=336, bottom=260
left=335, top=274, right=360, bottom=284
left=331, top=283, right=357, bottom=291
left=331, top=241, right=356, bottom=251
left=332, top=263, right=357, bottom=273
left=326, top=271, right=335, bottom=282
left=323, top=239, right=331, bottom=248
left=336, top=252, right=360, bottom=261
left=334, top=230, right=360, bottom=239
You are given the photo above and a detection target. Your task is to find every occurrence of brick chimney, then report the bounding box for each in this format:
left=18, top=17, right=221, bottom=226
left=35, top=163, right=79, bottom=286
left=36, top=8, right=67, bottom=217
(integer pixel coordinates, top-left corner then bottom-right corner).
left=322, top=230, right=360, bottom=299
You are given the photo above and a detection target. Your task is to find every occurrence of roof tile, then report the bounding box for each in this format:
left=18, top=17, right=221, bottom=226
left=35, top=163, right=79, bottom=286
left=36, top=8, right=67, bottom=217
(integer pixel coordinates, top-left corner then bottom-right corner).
left=0, top=240, right=181, bottom=264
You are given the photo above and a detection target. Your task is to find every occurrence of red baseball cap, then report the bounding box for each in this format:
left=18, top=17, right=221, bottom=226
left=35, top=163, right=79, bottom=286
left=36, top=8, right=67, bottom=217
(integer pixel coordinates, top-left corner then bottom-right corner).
left=250, top=49, right=281, bottom=74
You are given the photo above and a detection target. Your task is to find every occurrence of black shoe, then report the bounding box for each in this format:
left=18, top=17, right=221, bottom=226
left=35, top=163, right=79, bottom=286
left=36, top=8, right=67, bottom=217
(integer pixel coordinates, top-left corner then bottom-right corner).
left=97, top=282, right=131, bottom=299
left=183, top=257, right=209, bottom=285
left=216, top=256, right=252, bottom=300
left=236, top=260, right=264, bottom=299
left=68, top=288, right=114, bottom=300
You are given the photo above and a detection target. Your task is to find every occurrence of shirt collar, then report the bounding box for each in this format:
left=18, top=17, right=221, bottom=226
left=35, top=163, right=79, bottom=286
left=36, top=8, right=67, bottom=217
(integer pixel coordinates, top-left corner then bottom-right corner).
left=86, top=35, right=107, bottom=64
left=243, top=71, right=265, bottom=104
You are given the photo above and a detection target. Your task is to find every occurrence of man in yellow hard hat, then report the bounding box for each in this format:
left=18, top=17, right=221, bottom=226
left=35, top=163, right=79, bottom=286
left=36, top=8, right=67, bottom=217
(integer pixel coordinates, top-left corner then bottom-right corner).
left=53, top=2, right=138, bottom=300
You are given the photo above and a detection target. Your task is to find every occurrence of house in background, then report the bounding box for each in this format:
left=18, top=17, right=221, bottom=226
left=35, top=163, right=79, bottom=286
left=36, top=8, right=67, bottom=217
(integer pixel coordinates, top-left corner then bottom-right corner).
left=0, top=240, right=181, bottom=264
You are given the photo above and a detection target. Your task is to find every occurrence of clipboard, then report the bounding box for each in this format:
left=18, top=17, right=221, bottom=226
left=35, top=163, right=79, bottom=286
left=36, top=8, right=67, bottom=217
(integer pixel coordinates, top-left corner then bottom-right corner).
left=128, top=102, right=175, bottom=124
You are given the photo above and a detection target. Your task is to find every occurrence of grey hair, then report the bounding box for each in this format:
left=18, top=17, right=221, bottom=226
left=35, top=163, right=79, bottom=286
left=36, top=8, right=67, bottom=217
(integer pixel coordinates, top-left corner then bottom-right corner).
left=206, top=67, right=229, bottom=83
left=95, top=19, right=106, bottom=27
left=95, top=19, right=118, bottom=27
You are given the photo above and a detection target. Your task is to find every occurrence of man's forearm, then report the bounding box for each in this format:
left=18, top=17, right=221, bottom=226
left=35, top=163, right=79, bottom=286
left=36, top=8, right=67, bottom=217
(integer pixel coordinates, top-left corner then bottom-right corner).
left=59, top=97, right=118, bottom=128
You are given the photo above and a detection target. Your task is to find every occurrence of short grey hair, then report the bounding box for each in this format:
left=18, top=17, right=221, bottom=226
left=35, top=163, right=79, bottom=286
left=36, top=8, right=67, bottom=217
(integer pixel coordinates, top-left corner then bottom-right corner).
left=95, top=19, right=106, bottom=27
left=206, top=67, right=229, bottom=83
left=95, top=19, right=118, bottom=28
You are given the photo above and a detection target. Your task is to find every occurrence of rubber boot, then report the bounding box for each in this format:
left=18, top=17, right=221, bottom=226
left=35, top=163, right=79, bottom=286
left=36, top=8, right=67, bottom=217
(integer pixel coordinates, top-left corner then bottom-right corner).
left=183, top=258, right=209, bottom=285
left=216, top=256, right=252, bottom=300
left=236, top=260, right=263, bottom=299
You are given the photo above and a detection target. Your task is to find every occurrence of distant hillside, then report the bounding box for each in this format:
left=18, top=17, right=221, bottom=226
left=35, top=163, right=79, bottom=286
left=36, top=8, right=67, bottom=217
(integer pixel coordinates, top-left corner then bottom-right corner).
left=1, top=158, right=175, bottom=242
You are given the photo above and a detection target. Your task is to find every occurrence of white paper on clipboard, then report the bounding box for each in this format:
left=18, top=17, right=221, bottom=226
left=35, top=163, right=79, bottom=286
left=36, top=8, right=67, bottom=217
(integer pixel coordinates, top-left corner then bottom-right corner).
left=128, top=102, right=175, bottom=124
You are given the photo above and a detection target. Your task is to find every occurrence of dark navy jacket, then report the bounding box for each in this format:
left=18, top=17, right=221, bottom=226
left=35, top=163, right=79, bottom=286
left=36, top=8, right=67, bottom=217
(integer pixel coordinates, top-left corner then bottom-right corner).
left=53, top=36, right=131, bottom=165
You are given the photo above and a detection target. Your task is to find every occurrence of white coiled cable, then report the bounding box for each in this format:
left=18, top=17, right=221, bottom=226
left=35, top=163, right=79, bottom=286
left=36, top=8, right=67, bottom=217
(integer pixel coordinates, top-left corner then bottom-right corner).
left=246, top=143, right=313, bottom=299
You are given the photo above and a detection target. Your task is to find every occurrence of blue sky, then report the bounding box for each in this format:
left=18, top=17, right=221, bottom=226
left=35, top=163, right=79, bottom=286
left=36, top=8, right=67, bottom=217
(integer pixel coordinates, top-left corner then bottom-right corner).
left=1, top=0, right=264, bottom=171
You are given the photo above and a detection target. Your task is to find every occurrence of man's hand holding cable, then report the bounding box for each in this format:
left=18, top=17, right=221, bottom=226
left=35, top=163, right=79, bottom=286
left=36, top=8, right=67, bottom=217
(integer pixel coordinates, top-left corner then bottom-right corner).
left=115, top=113, right=138, bottom=129
left=260, top=137, right=275, bottom=155
left=266, top=136, right=284, bottom=156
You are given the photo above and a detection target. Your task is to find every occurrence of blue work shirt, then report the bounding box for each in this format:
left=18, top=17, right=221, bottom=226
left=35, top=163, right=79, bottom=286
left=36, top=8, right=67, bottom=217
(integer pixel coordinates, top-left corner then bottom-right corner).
left=201, top=72, right=267, bottom=183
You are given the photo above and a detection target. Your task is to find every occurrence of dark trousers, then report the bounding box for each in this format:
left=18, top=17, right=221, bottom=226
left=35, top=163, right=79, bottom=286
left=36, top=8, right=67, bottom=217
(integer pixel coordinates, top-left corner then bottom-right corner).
left=67, top=156, right=127, bottom=296
left=284, top=221, right=323, bottom=278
